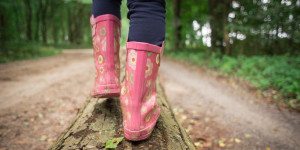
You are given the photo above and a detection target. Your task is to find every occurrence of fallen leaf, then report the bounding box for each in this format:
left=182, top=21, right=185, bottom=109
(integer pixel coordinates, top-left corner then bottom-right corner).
left=178, top=108, right=184, bottom=113
left=235, top=138, right=241, bottom=143
left=38, top=113, right=43, bottom=118
left=181, top=115, right=187, bottom=120
left=218, top=140, right=226, bottom=148
left=244, top=133, right=251, bottom=138
left=204, top=118, right=210, bottom=122
left=194, top=142, right=200, bottom=147
left=173, top=108, right=178, bottom=115
left=266, top=148, right=271, bottom=150
left=105, top=137, right=124, bottom=149
left=24, top=121, right=29, bottom=126
left=86, top=145, right=95, bottom=148
left=40, top=135, right=47, bottom=141
left=42, top=120, right=50, bottom=124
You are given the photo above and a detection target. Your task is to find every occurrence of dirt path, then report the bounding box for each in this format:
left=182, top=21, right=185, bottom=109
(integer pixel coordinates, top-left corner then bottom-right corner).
left=159, top=59, right=300, bottom=150
left=0, top=50, right=94, bottom=150
left=0, top=50, right=299, bottom=150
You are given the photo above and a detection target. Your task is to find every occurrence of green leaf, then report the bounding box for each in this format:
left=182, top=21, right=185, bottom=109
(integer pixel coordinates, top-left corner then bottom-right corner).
left=105, top=137, right=124, bottom=149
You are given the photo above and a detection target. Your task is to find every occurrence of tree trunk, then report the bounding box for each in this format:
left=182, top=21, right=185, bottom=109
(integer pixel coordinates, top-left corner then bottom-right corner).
left=0, top=14, right=5, bottom=43
left=41, top=0, right=48, bottom=44
left=173, top=0, right=182, bottom=51
left=208, top=0, right=218, bottom=53
left=24, top=0, right=32, bottom=41
left=223, top=0, right=232, bottom=55
left=35, top=0, right=42, bottom=42
left=209, top=0, right=231, bottom=55
left=50, top=52, right=196, bottom=150
left=50, top=82, right=196, bottom=150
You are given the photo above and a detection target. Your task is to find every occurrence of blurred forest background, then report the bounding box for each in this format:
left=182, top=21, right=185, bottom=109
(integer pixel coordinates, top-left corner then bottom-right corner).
left=0, top=0, right=299, bottom=107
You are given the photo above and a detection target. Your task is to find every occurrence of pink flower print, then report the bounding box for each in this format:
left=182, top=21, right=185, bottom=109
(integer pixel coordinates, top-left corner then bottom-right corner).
left=125, top=97, right=129, bottom=105
left=90, top=16, right=96, bottom=36
left=146, top=80, right=151, bottom=87
left=99, top=66, right=105, bottom=74
left=99, top=27, right=106, bottom=36
left=96, top=36, right=100, bottom=43
left=144, top=89, right=152, bottom=102
left=104, top=87, right=111, bottom=93
left=93, top=44, right=99, bottom=53
left=147, top=127, right=153, bottom=135
left=95, top=71, right=97, bottom=79
left=127, top=112, right=131, bottom=120
left=128, top=50, right=137, bottom=70
left=156, top=54, right=160, bottom=65
left=145, top=112, right=152, bottom=122
left=121, top=85, right=127, bottom=95
left=98, top=54, right=103, bottom=64
left=141, top=105, right=147, bottom=115
left=99, top=76, right=104, bottom=82
left=145, top=58, right=153, bottom=78
left=101, top=37, right=106, bottom=51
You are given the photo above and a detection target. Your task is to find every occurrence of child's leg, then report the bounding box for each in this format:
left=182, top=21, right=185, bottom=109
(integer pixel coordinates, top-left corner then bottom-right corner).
left=90, top=0, right=122, bottom=98
left=92, top=0, right=122, bottom=19
left=120, top=0, right=166, bottom=141
left=127, top=0, right=166, bottom=46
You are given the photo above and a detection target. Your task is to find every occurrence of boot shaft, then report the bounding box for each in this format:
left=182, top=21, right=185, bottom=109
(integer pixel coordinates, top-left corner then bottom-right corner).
left=90, top=14, right=121, bottom=97
left=121, top=41, right=163, bottom=138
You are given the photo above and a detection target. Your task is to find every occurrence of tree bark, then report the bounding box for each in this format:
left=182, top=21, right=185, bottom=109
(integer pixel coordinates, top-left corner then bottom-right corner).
left=41, top=0, right=48, bottom=44
left=209, top=0, right=232, bottom=55
left=223, top=0, right=232, bottom=56
left=50, top=81, right=196, bottom=150
left=35, top=0, right=42, bottom=42
left=24, top=0, right=32, bottom=41
left=50, top=52, right=196, bottom=149
left=173, top=0, right=182, bottom=50
left=67, top=7, right=74, bottom=44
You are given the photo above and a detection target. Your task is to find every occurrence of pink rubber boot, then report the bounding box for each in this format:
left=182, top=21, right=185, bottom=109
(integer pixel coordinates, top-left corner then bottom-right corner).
left=90, top=14, right=121, bottom=98
left=120, top=41, right=164, bottom=141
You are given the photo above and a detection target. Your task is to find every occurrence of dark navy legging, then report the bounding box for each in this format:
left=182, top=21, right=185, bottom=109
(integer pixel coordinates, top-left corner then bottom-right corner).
left=92, top=0, right=165, bottom=46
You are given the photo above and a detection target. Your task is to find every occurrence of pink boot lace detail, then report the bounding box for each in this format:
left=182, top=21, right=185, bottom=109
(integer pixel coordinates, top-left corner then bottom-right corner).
left=120, top=41, right=164, bottom=141
left=90, top=14, right=121, bottom=98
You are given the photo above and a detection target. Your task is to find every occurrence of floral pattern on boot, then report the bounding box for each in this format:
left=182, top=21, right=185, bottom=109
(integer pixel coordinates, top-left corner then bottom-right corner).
left=90, top=14, right=121, bottom=98
left=120, top=41, right=164, bottom=141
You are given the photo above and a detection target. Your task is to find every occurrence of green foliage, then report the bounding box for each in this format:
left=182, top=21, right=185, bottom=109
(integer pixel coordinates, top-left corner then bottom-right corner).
left=105, top=137, right=124, bottom=149
left=167, top=50, right=300, bottom=106
left=0, top=42, right=61, bottom=63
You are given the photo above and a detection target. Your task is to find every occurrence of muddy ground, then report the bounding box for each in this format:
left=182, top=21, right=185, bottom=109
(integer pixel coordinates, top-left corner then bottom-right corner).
left=0, top=50, right=299, bottom=150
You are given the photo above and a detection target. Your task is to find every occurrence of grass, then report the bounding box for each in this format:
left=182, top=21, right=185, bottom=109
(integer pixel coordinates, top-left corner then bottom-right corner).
left=0, top=42, right=62, bottom=63
left=167, top=50, right=300, bottom=109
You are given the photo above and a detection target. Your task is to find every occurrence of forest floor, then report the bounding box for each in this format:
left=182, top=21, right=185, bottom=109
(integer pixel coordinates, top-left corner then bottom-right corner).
left=0, top=49, right=299, bottom=150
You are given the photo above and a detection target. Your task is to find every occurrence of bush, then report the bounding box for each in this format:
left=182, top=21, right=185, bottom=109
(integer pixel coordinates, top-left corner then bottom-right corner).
left=0, top=42, right=61, bottom=63
left=167, top=50, right=300, bottom=107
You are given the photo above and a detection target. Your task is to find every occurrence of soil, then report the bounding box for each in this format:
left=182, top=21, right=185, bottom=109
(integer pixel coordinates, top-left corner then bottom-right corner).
left=159, top=58, right=300, bottom=150
left=0, top=50, right=299, bottom=150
